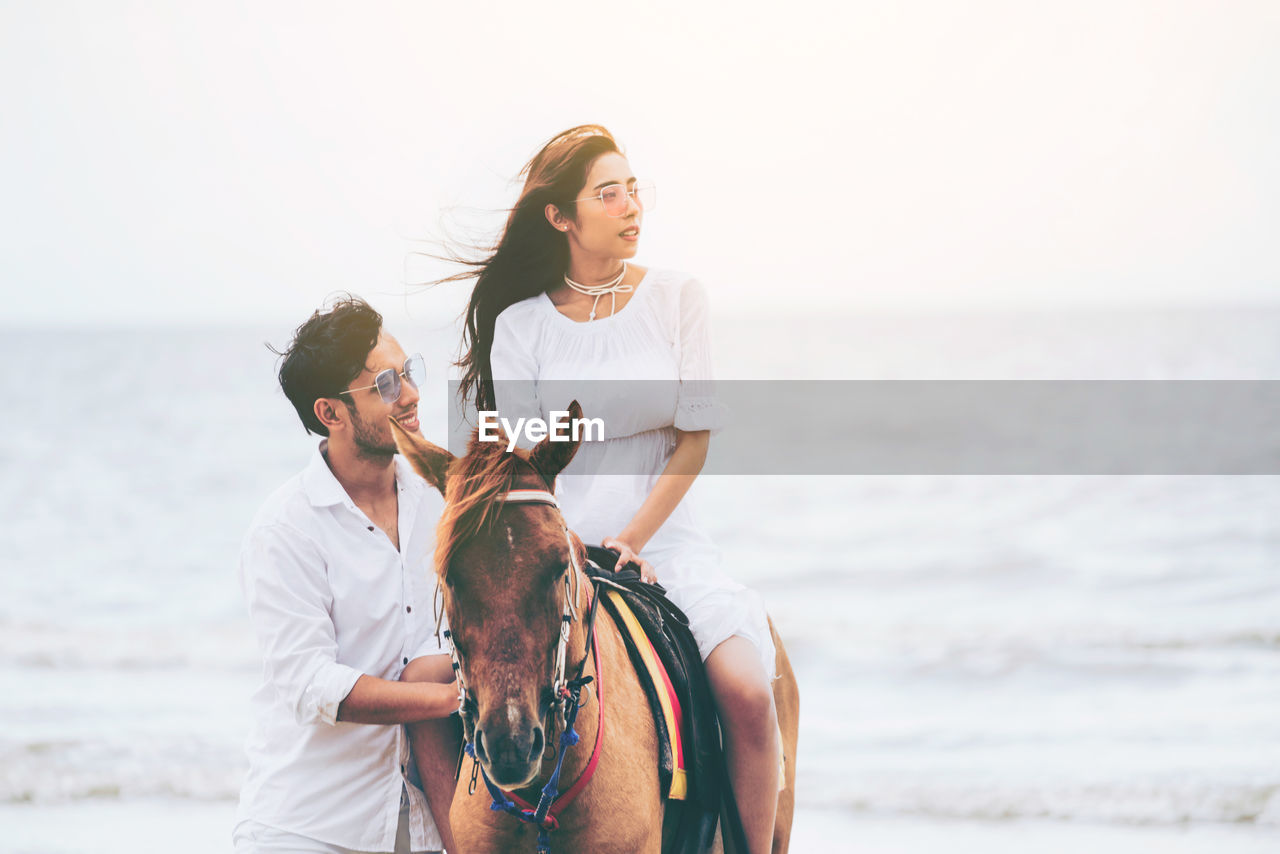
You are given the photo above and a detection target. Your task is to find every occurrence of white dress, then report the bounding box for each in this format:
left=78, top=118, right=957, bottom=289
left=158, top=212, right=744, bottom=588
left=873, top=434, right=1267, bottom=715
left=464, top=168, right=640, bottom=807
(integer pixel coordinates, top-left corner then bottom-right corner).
left=489, top=267, right=776, bottom=678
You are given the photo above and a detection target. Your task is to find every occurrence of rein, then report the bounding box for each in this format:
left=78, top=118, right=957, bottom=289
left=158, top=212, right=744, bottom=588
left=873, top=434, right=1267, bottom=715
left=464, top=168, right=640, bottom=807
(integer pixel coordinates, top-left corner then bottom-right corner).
left=446, top=488, right=605, bottom=854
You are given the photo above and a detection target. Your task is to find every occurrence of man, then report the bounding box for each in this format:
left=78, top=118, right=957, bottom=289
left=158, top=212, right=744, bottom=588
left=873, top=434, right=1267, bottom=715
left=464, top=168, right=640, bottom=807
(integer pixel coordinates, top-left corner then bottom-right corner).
left=234, top=296, right=459, bottom=854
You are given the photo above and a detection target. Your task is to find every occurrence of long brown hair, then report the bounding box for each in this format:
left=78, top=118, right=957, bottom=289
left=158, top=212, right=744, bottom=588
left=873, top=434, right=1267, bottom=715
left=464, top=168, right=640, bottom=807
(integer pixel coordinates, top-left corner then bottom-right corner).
left=443, top=125, right=621, bottom=410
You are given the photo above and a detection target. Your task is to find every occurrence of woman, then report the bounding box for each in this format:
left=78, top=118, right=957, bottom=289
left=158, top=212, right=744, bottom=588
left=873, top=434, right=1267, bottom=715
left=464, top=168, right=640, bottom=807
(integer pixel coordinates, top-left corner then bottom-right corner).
left=454, top=125, right=780, bottom=853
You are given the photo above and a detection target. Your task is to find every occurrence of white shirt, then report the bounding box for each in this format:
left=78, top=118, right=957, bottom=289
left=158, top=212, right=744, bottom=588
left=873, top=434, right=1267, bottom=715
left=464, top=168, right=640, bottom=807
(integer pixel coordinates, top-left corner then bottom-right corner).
left=490, top=269, right=776, bottom=679
left=236, top=441, right=448, bottom=851
left=490, top=269, right=727, bottom=552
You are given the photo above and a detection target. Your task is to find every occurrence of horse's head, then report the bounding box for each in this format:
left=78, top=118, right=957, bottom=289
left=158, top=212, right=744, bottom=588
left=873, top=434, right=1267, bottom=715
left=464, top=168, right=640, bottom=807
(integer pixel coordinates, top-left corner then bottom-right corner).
left=390, top=402, right=585, bottom=788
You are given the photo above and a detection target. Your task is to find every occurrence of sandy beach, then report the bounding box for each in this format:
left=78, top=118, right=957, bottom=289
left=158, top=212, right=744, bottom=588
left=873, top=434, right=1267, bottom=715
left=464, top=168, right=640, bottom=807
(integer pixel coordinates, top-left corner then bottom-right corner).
left=6, top=801, right=1280, bottom=853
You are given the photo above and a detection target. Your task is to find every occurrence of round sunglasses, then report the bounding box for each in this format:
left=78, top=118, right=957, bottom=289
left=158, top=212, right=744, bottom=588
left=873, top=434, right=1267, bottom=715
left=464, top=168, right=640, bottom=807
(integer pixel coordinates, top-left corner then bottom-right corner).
left=341, top=353, right=425, bottom=404
left=573, top=180, right=656, bottom=217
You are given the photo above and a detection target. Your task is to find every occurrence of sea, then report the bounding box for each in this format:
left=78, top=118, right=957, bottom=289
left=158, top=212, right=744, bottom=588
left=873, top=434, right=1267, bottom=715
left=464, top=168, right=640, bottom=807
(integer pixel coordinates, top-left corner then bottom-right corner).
left=2, top=305, right=1278, bottom=852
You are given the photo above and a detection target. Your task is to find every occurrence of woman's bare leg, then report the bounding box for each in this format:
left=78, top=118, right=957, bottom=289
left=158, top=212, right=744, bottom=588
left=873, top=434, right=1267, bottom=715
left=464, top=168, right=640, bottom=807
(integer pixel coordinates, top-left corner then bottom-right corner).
left=402, top=654, right=462, bottom=853
left=705, top=636, right=780, bottom=854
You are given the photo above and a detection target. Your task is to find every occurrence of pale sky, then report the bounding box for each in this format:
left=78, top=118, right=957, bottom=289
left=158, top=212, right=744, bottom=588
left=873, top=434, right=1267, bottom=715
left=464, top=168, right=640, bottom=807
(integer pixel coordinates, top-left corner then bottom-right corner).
left=2, top=0, right=1278, bottom=328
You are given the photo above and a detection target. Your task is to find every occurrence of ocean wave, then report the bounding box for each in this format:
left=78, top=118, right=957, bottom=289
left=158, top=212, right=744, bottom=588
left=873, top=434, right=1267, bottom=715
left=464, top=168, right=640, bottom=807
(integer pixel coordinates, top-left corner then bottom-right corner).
left=765, top=597, right=1280, bottom=679
left=1, top=740, right=244, bottom=804
left=0, top=621, right=259, bottom=671
left=803, top=777, right=1280, bottom=826
left=10, top=749, right=1280, bottom=829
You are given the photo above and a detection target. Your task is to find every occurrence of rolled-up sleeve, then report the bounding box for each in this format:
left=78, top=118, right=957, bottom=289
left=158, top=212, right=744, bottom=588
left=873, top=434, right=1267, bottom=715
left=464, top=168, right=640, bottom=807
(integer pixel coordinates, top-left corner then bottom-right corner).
left=239, top=523, right=362, bottom=726
left=674, top=278, right=729, bottom=434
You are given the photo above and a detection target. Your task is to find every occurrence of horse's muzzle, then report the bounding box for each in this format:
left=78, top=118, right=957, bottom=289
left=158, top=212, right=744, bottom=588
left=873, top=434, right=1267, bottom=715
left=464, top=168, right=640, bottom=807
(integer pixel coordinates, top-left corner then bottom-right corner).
left=474, top=707, right=545, bottom=787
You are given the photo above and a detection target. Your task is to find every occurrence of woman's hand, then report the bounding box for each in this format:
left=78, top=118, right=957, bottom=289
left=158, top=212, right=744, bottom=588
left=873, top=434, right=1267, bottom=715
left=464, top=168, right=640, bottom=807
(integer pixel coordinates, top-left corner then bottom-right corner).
left=602, top=536, right=657, bottom=584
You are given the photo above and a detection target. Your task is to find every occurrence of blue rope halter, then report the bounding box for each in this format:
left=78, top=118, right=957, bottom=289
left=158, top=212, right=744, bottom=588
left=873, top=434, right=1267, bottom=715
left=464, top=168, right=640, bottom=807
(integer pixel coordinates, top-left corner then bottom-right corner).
left=464, top=673, right=593, bottom=854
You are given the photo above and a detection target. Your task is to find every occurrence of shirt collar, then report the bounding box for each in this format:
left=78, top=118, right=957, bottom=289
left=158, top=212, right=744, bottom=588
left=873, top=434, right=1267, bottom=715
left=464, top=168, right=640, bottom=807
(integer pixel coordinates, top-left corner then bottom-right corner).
left=301, top=440, right=349, bottom=508
left=302, top=439, right=428, bottom=508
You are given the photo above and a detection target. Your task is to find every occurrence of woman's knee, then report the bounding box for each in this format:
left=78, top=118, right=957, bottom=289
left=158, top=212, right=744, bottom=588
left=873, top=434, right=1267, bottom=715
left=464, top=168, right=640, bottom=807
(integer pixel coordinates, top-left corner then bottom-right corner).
left=715, top=682, right=775, bottom=746
left=722, top=674, right=776, bottom=728
left=708, top=643, right=776, bottom=732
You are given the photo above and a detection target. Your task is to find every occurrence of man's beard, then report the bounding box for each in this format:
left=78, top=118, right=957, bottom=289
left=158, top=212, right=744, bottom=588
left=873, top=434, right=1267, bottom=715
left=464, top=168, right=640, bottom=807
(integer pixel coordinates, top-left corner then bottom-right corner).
left=348, top=405, right=397, bottom=460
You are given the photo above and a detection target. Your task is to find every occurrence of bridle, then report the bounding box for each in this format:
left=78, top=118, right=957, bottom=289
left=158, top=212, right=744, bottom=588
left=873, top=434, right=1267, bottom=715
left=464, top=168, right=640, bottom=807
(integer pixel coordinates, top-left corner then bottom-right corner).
left=442, top=488, right=591, bottom=736
left=442, top=486, right=605, bottom=853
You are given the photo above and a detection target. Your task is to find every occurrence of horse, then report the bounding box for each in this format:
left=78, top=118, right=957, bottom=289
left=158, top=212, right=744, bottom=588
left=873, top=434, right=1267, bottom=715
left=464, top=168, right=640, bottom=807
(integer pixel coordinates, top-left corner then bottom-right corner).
left=390, top=405, right=799, bottom=854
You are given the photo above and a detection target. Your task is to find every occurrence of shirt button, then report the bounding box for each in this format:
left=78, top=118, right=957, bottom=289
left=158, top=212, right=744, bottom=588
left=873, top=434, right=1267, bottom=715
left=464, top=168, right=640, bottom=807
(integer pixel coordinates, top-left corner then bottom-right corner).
left=367, top=526, right=375, bottom=532
left=406, top=606, right=412, bottom=613
left=403, top=657, right=409, bottom=665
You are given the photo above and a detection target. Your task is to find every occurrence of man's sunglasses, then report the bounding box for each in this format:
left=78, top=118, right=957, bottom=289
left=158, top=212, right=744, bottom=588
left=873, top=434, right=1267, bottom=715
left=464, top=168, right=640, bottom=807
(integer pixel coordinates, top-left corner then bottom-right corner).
left=341, top=353, right=425, bottom=404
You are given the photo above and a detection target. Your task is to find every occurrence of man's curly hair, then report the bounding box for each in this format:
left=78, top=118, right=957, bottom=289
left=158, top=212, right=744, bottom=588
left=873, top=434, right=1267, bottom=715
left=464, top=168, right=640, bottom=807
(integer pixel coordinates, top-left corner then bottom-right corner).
left=272, top=295, right=383, bottom=436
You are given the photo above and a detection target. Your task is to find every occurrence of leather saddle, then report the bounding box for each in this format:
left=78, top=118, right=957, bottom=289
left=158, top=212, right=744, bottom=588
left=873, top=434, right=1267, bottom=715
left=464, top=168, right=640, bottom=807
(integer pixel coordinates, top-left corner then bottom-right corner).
left=584, top=545, right=748, bottom=854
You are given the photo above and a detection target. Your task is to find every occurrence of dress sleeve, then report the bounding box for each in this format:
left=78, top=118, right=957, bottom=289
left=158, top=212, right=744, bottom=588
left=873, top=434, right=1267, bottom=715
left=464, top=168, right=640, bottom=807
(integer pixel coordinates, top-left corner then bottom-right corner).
left=238, top=523, right=362, bottom=727
left=674, top=278, right=728, bottom=434
left=489, top=307, right=544, bottom=450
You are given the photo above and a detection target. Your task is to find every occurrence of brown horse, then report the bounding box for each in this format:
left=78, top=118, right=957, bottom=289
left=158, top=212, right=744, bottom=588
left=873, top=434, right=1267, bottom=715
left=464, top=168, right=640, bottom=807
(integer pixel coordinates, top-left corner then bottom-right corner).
left=391, top=407, right=799, bottom=854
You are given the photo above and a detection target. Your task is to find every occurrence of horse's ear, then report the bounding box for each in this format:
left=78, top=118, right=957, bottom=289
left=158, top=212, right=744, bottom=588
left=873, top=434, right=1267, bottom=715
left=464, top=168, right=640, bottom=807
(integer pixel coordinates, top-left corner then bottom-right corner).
left=389, top=417, right=454, bottom=495
left=527, top=399, right=583, bottom=489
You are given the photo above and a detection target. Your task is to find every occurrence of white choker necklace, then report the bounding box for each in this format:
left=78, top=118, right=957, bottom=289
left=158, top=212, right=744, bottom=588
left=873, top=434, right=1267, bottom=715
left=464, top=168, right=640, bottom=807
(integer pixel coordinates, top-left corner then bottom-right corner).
left=563, top=263, right=632, bottom=321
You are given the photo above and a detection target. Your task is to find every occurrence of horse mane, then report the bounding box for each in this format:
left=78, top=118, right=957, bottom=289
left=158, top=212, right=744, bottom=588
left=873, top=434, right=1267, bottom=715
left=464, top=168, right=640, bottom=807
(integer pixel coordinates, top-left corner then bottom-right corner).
left=434, top=432, right=525, bottom=580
